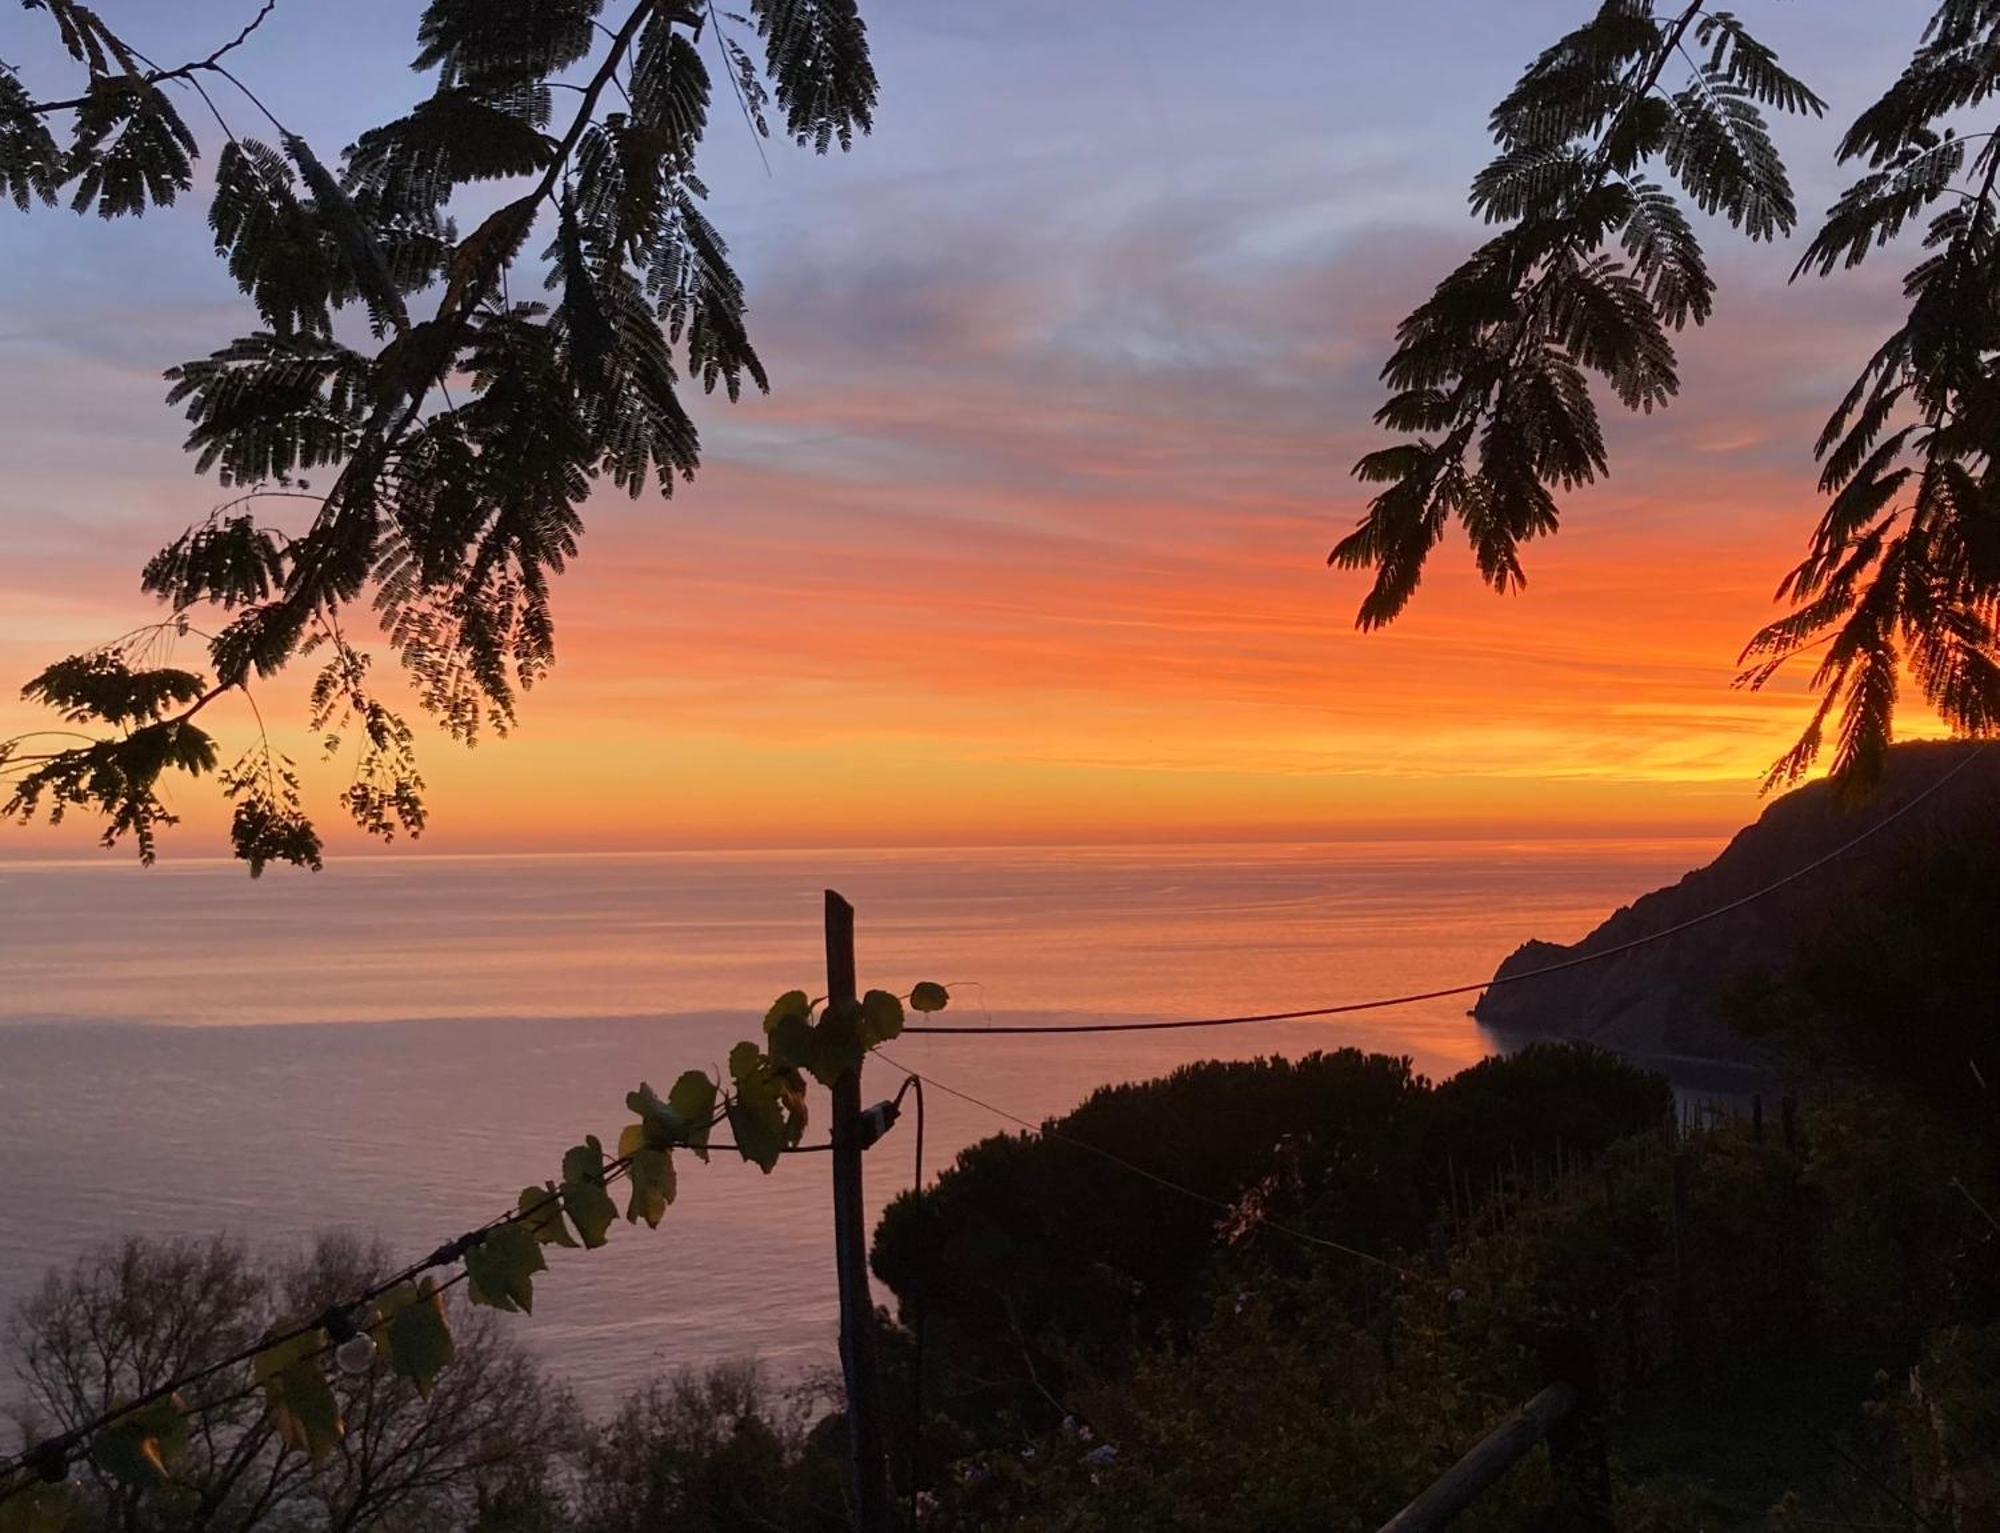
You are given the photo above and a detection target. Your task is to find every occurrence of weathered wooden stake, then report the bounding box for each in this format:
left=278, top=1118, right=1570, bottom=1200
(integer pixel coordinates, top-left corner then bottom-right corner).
left=826, top=890, right=893, bottom=1533
left=1542, top=1329, right=1614, bottom=1531
left=1669, top=1149, right=1690, bottom=1366
left=1377, top=1381, right=1583, bottom=1533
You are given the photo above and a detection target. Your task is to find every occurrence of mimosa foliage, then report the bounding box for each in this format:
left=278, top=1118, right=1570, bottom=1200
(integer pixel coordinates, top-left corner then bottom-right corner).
left=1340, top=0, right=2000, bottom=790
left=1336, top=1, right=1822, bottom=628
left=1741, top=0, right=2000, bottom=788
left=2, top=0, right=876, bottom=869
left=0, top=982, right=948, bottom=1529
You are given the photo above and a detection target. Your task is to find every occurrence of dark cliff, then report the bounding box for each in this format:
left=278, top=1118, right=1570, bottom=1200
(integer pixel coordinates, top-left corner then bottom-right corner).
left=1474, top=741, right=2000, bottom=1063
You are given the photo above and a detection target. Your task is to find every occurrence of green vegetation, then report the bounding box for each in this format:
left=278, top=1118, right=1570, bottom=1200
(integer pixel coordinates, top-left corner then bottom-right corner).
left=7, top=1037, right=1993, bottom=1530
left=868, top=1049, right=1998, bottom=1530
left=1724, top=820, right=2000, bottom=1145
left=7, top=1233, right=572, bottom=1533
left=4, top=1232, right=860, bottom=1532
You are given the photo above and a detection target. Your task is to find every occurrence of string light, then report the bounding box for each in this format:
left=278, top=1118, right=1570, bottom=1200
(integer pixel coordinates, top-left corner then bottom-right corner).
left=323, top=1308, right=378, bottom=1376
left=26, top=1441, right=70, bottom=1487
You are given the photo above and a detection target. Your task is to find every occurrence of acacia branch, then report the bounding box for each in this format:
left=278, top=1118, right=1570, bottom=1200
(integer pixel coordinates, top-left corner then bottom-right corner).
left=24, top=0, right=280, bottom=116
left=40, top=1, right=660, bottom=754
left=274, top=0, right=659, bottom=634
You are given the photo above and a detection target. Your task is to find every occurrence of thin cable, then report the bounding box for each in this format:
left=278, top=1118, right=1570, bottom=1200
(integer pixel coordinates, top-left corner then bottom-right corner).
left=905, top=745, right=1990, bottom=1037
left=1, top=1100, right=790, bottom=1486
left=0, top=1277, right=455, bottom=1505
left=0, top=1150, right=653, bottom=1487
left=875, top=1053, right=1417, bottom=1281
left=0, top=1100, right=800, bottom=1488
left=190, top=1270, right=473, bottom=1430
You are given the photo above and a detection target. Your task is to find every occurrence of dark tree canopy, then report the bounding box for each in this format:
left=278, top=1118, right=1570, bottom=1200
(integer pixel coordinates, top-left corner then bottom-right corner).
left=1336, top=0, right=2000, bottom=789
left=0, top=0, right=876, bottom=871
left=1744, top=0, right=2000, bottom=787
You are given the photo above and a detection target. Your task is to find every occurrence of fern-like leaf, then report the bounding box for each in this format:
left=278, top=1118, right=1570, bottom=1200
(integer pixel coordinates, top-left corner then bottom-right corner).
left=67, top=77, right=197, bottom=217
left=747, top=0, right=876, bottom=151
left=1662, top=75, right=1796, bottom=241
left=0, top=71, right=62, bottom=209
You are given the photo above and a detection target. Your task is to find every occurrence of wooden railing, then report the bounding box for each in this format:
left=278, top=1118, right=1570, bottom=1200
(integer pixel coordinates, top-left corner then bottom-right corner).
left=1377, top=1332, right=1612, bottom=1533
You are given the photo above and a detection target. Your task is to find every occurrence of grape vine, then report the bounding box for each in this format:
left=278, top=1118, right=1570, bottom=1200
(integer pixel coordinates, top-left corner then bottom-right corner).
left=0, top=981, right=949, bottom=1531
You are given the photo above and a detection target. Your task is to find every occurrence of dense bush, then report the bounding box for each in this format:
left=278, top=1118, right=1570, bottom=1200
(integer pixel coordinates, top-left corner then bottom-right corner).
left=908, top=1088, right=2000, bottom=1528
left=870, top=1043, right=1671, bottom=1413
left=1724, top=821, right=2000, bottom=1143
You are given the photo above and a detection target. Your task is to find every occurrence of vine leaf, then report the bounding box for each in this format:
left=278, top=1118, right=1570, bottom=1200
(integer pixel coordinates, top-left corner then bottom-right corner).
left=805, top=1003, right=864, bottom=1087
left=464, top=1222, right=545, bottom=1314
left=90, top=1394, right=188, bottom=1488
left=726, top=1040, right=806, bottom=1170
left=666, top=1069, right=717, bottom=1161
left=909, top=981, right=950, bottom=1014
left=253, top=1330, right=343, bottom=1460
left=377, top=1278, right=456, bottom=1398
left=0, top=1479, right=72, bottom=1533
left=517, top=1183, right=579, bottom=1248
left=561, top=1136, right=618, bottom=1249
left=859, top=988, right=903, bottom=1046
left=763, top=990, right=811, bottom=1030
left=764, top=992, right=817, bottom=1075
left=626, top=1146, right=676, bottom=1227
left=624, top=1071, right=715, bottom=1159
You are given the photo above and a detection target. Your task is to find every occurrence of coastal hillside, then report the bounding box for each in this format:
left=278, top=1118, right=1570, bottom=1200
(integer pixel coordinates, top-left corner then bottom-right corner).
left=1474, top=741, right=2000, bottom=1063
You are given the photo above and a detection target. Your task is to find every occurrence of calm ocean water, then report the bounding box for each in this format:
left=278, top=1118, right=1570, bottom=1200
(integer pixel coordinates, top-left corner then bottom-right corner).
left=0, top=839, right=1713, bottom=1411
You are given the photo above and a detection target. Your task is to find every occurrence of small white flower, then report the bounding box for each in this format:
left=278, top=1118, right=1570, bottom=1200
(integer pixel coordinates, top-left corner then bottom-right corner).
left=1083, top=1444, right=1118, bottom=1468
left=1447, top=1287, right=1468, bottom=1304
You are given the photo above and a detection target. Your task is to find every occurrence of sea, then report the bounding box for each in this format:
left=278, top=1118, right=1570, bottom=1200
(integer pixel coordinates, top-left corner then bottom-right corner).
left=0, top=838, right=1715, bottom=1413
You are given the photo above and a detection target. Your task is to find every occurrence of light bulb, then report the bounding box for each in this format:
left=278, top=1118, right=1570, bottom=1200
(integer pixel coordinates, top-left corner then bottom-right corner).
left=335, top=1332, right=378, bottom=1376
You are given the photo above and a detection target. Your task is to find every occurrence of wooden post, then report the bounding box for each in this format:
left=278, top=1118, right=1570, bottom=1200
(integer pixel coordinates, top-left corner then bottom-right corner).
left=826, top=891, right=892, bottom=1533
left=1377, top=1384, right=1578, bottom=1533
left=1669, top=1150, right=1690, bottom=1366
left=1541, top=1329, right=1613, bottom=1531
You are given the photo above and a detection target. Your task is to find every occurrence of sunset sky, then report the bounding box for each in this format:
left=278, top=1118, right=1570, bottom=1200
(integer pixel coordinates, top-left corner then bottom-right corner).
left=0, top=0, right=1940, bottom=855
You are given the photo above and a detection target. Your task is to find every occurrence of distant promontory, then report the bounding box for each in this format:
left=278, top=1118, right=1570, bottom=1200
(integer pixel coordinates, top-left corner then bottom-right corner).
left=1474, top=741, right=2000, bottom=1065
